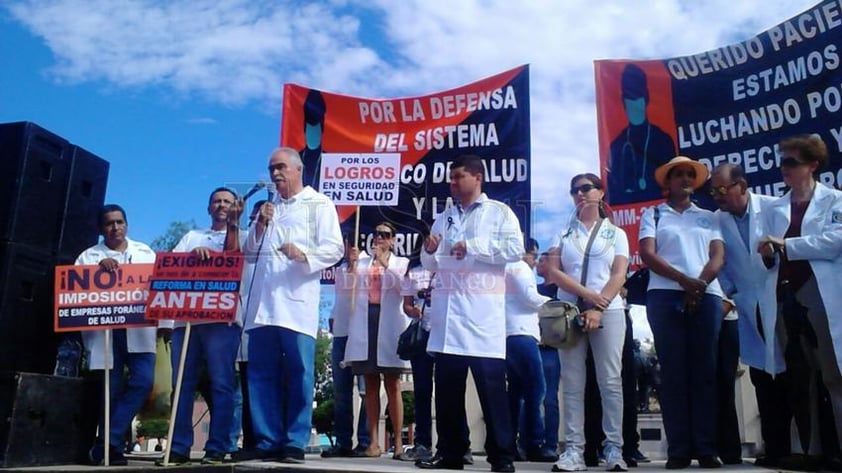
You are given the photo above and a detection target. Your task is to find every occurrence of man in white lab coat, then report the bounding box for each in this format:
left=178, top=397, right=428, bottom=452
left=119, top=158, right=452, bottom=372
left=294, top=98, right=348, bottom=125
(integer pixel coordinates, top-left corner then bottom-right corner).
left=417, top=154, right=524, bottom=473
left=711, top=163, right=789, bottom=466
left=239, top=147, right=343, bottom=463
left=77, top=204, right=157, bottom=466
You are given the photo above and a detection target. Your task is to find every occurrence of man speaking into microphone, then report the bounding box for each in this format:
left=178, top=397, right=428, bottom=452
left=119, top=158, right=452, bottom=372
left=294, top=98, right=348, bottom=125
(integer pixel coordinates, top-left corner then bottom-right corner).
left=236, top=147, right=343, bottom=463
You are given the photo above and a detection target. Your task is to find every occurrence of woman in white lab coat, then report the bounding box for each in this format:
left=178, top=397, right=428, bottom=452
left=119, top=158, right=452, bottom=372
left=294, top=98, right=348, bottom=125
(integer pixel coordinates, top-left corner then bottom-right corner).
left=344, top=222, right=411, bottom=459
left=759, top=133, right=842, bottom=458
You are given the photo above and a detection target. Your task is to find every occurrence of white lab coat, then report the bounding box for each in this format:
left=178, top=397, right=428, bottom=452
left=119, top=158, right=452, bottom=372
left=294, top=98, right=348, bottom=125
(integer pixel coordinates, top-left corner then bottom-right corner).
left=343, top=252, right=410, bottom=369
left=504, top=260, right=550, bottom=340
left=75, top=238, right=157, bottom=370
left=330, top=260, right=355, bottom=338
left=421, top=193, right=524, bottom=359
left=763, top=183, right=842, bottom=373
left=243, top=186, right=343, bottom=338
left=716, top=193, right=785, bottom=374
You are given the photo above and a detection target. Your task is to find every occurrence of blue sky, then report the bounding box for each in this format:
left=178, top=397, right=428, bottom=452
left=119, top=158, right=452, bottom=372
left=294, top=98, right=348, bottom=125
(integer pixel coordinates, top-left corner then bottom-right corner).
left=0, top=0, right=816, bottom=249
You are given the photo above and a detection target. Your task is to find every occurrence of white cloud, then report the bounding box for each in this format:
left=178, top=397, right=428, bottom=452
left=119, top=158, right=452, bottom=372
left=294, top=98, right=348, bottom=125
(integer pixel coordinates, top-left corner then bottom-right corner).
left=186, top=117, right=217, bottom=125
left=5, top=0, right=818, bottom=243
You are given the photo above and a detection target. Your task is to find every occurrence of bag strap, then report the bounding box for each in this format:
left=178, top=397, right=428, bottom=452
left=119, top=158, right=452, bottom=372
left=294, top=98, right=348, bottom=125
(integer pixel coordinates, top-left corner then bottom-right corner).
left=420, top=272, right=435, bottom=317
left=653, top=205, right=661, bottom=251
left=576, top=218, right=605, bottom=307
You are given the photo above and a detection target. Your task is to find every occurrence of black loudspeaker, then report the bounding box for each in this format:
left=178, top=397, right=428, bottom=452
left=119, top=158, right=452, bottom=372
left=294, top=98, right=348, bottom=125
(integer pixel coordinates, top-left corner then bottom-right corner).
left=0, top=242, right=57, bottom=374
left=0, top=372, right=87, bottom=467
left=0, top=122, right=72, bottom=251
left=57, top=145, right=109, bottom=264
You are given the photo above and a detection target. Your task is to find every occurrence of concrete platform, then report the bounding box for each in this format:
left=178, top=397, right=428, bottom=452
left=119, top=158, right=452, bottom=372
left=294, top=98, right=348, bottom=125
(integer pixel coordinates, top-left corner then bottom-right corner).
left=0, top=453, right=789, bottom=472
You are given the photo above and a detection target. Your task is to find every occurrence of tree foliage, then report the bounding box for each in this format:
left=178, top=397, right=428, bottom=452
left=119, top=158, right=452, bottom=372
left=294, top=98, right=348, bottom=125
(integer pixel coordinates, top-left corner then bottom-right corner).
left=312, top=398, right=335, bottom=447
left=136, top=418, right=169, bottom=439
left=150, top=220, right=197, bottom=251
left=312, top=330, right=335, bottom=445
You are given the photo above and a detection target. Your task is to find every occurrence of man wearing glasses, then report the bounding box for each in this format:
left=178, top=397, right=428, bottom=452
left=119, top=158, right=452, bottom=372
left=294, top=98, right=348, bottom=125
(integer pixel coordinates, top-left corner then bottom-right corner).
left=710, top=163, right=789, bottom=467
left=237, top=147, right=343, bottom=463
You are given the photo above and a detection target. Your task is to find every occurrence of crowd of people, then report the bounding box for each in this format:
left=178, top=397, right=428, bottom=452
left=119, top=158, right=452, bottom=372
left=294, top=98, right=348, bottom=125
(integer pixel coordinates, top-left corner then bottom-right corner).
left=75, top=136, right=842, bottom=472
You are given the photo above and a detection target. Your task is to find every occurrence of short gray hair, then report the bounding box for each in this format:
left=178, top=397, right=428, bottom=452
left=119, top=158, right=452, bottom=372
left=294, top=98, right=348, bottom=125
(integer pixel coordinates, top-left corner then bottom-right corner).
left=270, top=146, right=304, bottom=170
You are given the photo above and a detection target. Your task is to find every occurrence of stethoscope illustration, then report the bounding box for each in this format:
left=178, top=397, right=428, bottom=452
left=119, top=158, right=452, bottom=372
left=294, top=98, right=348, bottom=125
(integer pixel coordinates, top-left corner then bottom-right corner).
left=620, top=122, right=652, bottom=191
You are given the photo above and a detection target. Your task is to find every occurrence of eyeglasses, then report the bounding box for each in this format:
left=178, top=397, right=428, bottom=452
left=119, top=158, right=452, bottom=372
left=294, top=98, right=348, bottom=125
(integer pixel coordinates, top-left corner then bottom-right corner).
left=570, top=183, right=599, bottom=195
left=374, top=230, right=393, bottom=239
left=781, top=156, right=808, bottom=167
left=709, top=182, right=740, bottom=196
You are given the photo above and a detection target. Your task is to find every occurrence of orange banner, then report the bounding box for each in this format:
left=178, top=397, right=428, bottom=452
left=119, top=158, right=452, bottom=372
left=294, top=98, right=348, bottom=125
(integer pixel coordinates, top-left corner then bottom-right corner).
left=54, top=263, right=155, bottom=332
left=145, top=252, right=244, bottom=322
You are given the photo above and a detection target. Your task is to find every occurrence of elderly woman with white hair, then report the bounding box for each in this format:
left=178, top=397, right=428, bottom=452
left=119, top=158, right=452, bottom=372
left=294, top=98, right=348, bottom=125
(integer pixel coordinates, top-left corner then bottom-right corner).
left=638, top=156, right=725, bottom=469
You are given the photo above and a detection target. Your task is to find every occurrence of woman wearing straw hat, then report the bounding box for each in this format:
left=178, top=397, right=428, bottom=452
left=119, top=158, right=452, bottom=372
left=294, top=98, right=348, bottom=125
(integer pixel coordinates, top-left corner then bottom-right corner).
left=638, top=156, right=725, bottom=469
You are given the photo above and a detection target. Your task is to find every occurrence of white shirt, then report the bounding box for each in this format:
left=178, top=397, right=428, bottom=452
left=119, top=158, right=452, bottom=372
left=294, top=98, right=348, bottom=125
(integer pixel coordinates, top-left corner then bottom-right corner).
left=549, top=217, right=629, bottom=310
left=504, top=260, right=550, bottom=340
left=421, top=193, right=524, bottom=359
left=75, top=237, right=157, bottom=370
left=235, top=259, right=257, bottom=361
left=638, top=202, right=723, bottom=296
left=170, top=228, right=247, bottom=328
left=330, top=260, right=355, bottom=338
left=401, top=265, right=435, bottom=331
left=243, top=186, right=343, bottom=338
left=715, top=193, right=786, bottom=374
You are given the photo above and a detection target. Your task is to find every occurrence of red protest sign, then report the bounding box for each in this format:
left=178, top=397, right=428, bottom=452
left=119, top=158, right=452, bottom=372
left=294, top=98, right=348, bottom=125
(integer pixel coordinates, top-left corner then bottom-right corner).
left=145, top=252, right=244, bottom=322
left=54, top=264, right=156, bottom=332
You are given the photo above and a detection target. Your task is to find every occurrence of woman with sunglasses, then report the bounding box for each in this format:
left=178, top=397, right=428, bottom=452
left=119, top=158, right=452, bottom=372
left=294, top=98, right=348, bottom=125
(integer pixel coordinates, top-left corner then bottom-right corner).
left=638, top=156, right=724, bottom=469
left=344, top=221, right=412, bottom=460
left=759, top=134, right=842, bottom=466
left=545, top=173, right=629, bottom=472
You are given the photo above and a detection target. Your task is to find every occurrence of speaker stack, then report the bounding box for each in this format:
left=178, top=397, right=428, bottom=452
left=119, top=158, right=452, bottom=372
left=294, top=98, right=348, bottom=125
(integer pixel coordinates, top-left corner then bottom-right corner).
left=0, top=121, right=109, bottom=374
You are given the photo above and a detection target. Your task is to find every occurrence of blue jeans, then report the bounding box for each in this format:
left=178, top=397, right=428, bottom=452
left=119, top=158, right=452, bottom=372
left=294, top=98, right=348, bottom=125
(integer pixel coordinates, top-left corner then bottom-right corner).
left=248, top=326, right=316, bottom=452
left=98, top=329, right=154, bottom=450
left=332, top=336, right=369, bottom=450
left=506, top=335, right=546, bottom=453
left=646, top=290, right=721, bottom=458
left=229, top=370, right=244, bottom=452
left=540, top=345, right=561, bottom=454
left=170, top=323, right=240, bottom=456
left=410, top=350, right=435, bottom=449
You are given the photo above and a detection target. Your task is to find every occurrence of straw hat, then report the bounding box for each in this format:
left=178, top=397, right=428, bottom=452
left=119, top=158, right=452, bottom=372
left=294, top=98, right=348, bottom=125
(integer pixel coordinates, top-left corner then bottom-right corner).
left=654, top=156, right=708, bottom=190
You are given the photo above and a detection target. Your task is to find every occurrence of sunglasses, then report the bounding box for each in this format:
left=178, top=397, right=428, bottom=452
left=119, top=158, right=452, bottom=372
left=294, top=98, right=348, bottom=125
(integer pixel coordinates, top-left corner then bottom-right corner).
left=570, top=183, right=599, bottom=195
left=781, top=156, right=808, bottom=167
left=374, top=230, right=393, bottom=239
left=709, top=182, right=740, bottom=196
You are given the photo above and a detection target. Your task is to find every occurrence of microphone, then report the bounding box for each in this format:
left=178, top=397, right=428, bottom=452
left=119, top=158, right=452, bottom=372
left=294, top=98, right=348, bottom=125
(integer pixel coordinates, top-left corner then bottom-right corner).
left=242, top=180, right=267, bottom=200
left=264, top=188, right=275, bottom=227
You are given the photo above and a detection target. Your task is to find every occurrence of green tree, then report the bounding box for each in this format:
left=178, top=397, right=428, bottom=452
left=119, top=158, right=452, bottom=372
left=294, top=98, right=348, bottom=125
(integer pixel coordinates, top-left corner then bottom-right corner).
left=136, top=418, right=169, bottom=440
left=312, top=399, right=335, bottom=447
left=311, top=330, right=335, bottom=445
left=402, top=390, right=415, bottom=426
left=150, top=220, right=197, bottom=251
left=313, top=330, right=332, bottom=398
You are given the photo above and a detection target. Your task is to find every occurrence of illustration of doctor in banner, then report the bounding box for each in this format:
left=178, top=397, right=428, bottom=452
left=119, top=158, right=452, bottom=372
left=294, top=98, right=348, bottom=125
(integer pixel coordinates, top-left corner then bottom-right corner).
left=300, top=89, right=326, bottom=189
left=607, top=64, right=676, bottom=205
